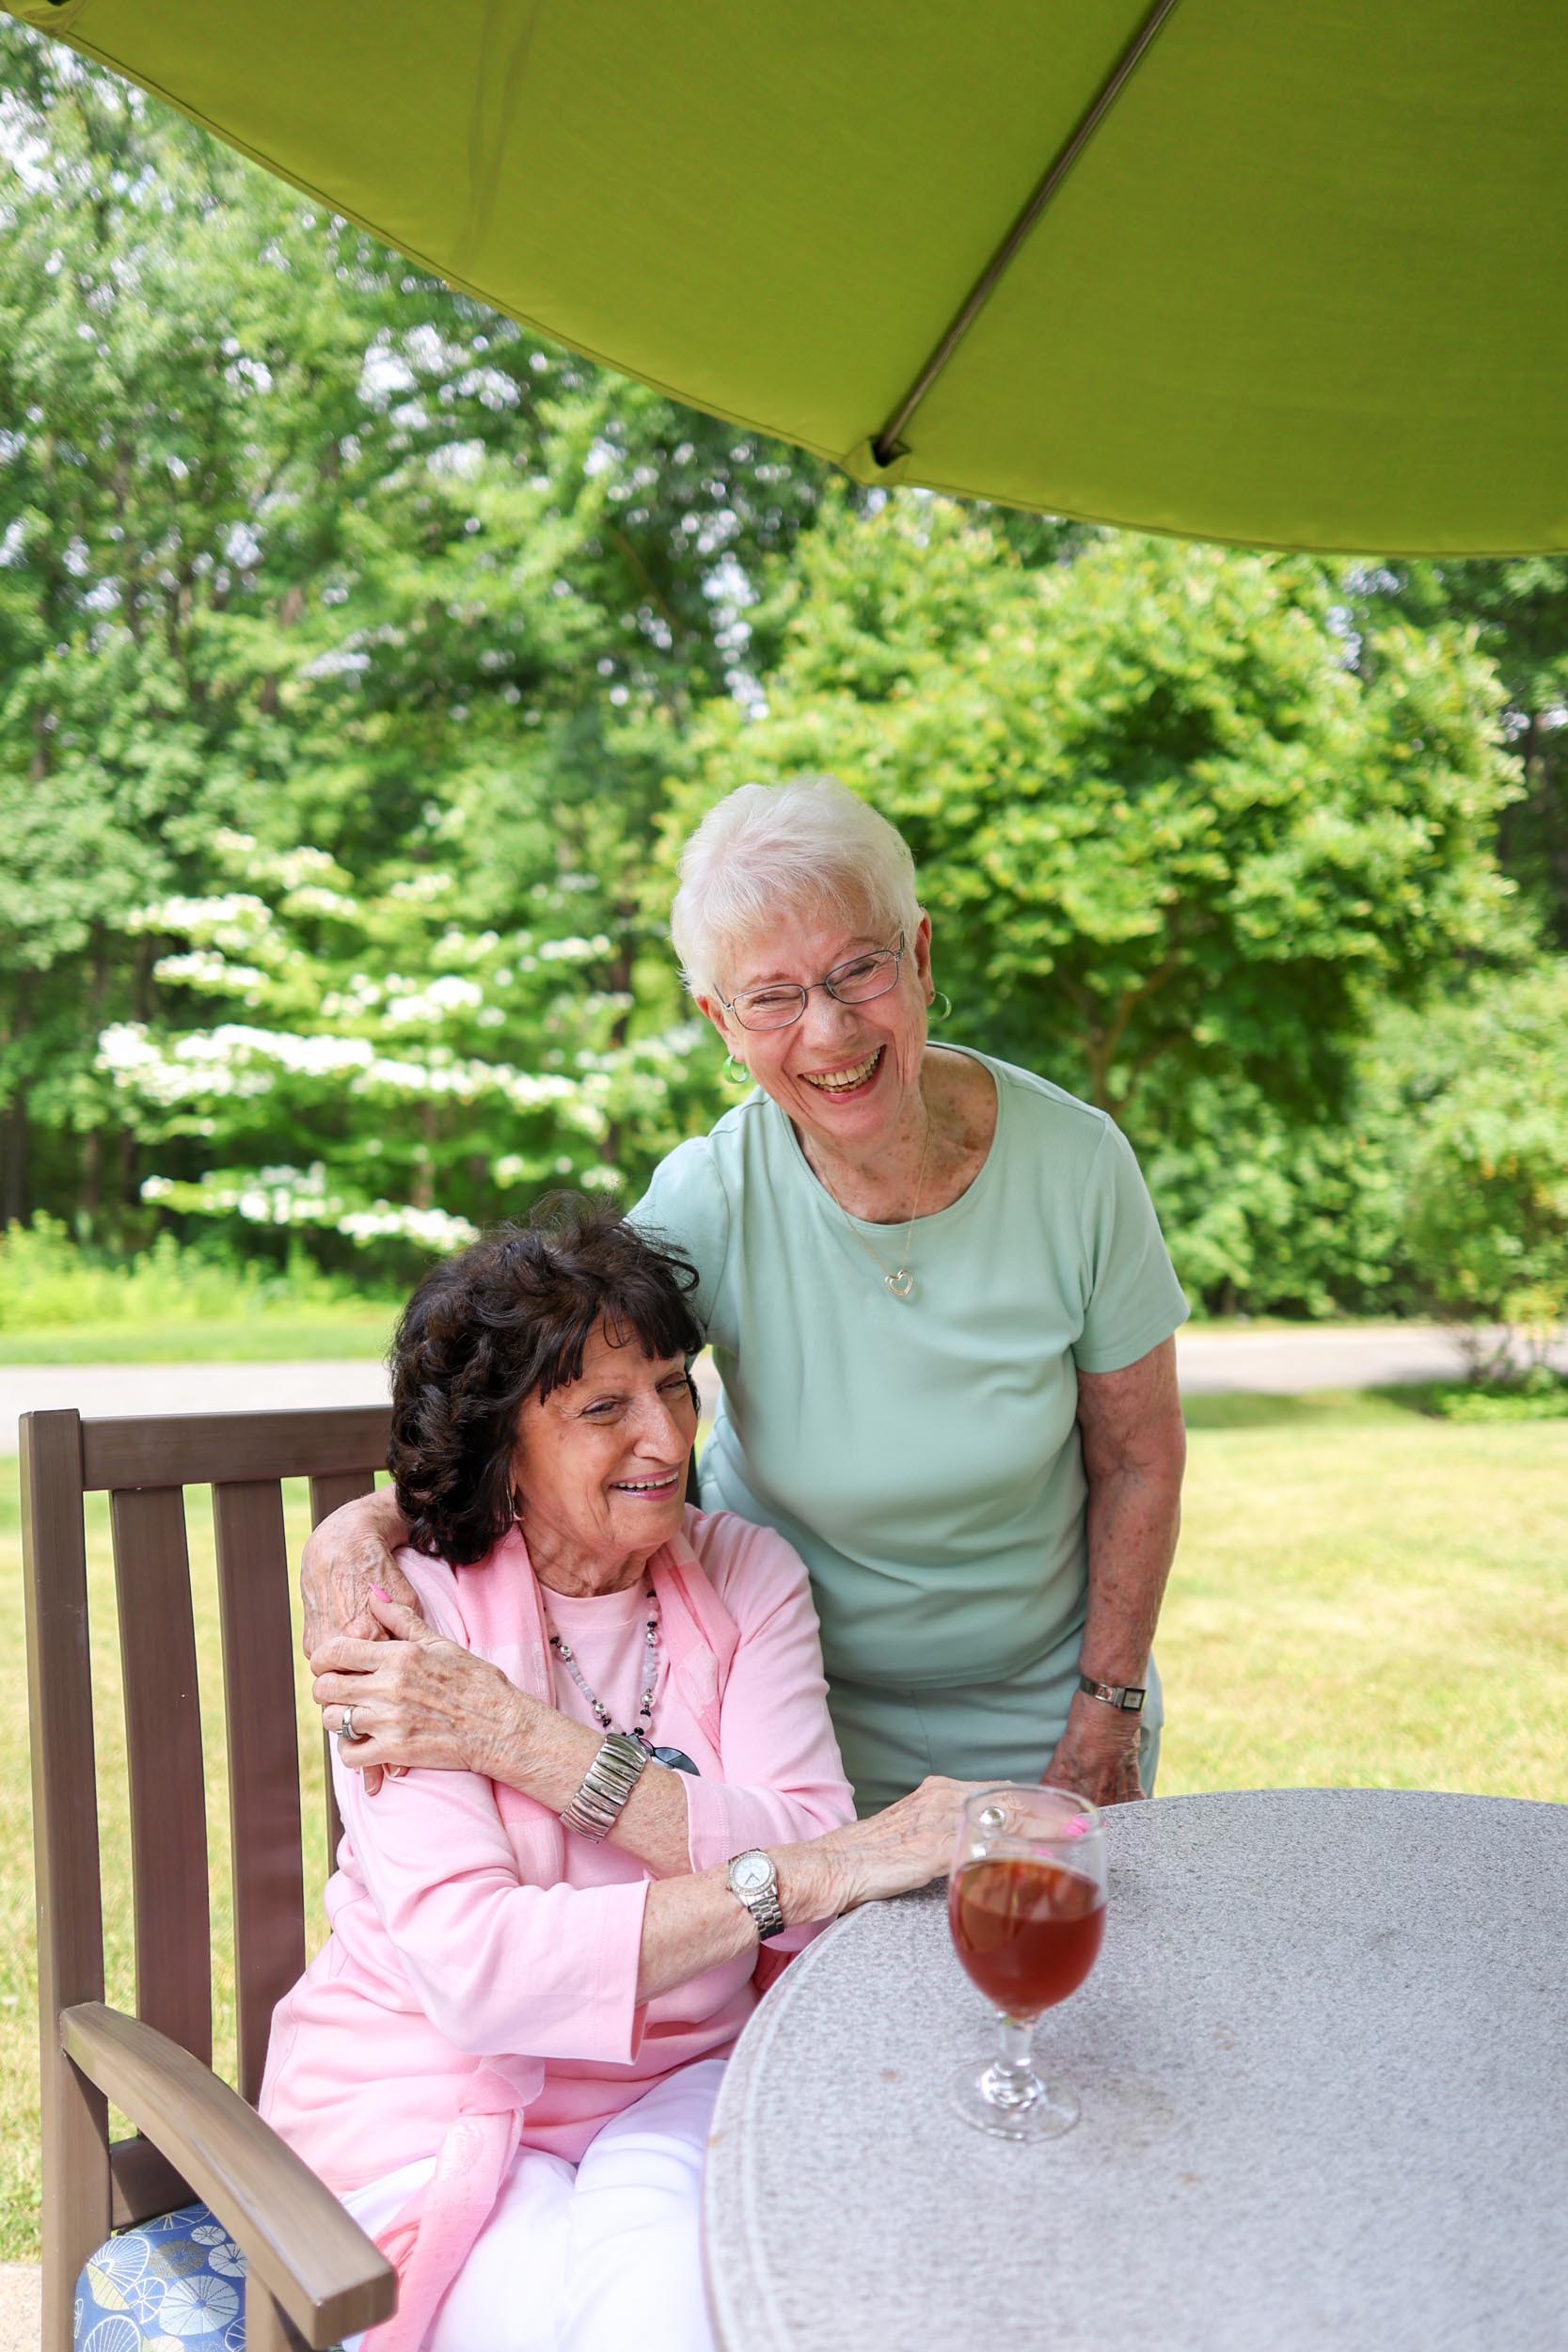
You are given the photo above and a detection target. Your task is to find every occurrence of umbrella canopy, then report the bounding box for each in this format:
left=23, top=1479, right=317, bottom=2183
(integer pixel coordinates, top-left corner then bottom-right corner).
left=8, top=0, right=1566, bottom=554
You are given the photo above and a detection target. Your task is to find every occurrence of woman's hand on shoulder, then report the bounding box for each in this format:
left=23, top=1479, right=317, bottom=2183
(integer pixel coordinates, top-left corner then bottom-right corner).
left=299, top=1487, right=420, bottom=1655
left=311, top=1592, right=533, bottom=1783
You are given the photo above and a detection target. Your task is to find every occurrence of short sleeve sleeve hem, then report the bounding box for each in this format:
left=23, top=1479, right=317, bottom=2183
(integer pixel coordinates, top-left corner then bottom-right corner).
left=1071, top=1117, right=1189, bottom=1373
left=1070, top=1308, right=1187, bottom=1376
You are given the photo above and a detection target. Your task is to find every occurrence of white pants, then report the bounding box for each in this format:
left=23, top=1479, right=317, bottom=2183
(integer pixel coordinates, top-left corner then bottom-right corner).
left=341, top=2059, right=724, bottom=2352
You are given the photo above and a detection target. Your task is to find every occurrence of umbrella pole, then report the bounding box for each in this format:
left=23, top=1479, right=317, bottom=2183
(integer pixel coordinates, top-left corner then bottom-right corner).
left=872, top=0, right=1186, bottom=468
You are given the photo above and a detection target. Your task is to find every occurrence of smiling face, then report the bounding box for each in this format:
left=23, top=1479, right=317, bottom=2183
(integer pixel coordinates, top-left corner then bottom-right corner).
left=511, top=1320, right=698, bottom=1592
left=700, top=897, right=934, bottom=1159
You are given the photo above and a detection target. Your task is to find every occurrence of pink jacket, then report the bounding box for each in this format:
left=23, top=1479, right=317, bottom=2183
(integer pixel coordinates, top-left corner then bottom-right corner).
left=261, top=1506, right=852, bottom=2350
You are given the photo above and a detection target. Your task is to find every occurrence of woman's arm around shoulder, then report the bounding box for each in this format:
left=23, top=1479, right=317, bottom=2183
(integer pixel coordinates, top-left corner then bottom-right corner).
left=326, top=1604, right=657, bottom=2063
left=313, top=1570, right=701, bottom=1883
left=299, top=1484, right=420, bottom=1660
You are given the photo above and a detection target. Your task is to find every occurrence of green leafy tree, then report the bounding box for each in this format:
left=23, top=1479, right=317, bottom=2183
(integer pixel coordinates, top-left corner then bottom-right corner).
left=1344, top=558, right=1568, bottom=947
left=0, top=29, right=465, bottom=1228
left=1381, top=969, right=1568, bottom=1369
left=0, top=22, right=824, bottom=1249
left=1137, top=1071, right=1406, bottom=1320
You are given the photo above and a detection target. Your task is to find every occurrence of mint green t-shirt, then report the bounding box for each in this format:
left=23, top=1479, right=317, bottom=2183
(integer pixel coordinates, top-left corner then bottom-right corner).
left=632, top=1049, right=1187, bottom=1701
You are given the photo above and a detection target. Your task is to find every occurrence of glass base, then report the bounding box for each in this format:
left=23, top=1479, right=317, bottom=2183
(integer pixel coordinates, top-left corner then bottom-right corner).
left=948, top=2058, right=1081, bottom=2141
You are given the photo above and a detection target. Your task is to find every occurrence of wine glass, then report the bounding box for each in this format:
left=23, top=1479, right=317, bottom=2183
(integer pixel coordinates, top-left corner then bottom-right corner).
left=947, top=1784, right=1106, bottom=2140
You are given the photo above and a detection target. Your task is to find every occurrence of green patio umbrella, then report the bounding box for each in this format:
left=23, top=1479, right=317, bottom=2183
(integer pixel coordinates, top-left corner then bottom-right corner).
left=7, top=0, right=1566, bottom=553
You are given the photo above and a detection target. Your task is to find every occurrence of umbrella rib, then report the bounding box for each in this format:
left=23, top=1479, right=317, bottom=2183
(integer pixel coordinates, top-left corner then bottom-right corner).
left=871, top=0, right=1186, bottom=468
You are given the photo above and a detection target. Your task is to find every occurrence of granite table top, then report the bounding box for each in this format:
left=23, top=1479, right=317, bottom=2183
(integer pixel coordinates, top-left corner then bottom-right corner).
left=703, top=1788, right=1568, bottom=2352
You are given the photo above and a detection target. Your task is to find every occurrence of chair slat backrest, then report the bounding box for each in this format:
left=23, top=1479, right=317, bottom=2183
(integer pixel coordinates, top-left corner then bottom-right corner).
left=23, top=1403, right=392, bottom=2344
left=21, top=1411, right=112, bottom=2344
left=110, top=1486, right=211, bottom=2067
left=213, top=1479, right=309, bottom=2104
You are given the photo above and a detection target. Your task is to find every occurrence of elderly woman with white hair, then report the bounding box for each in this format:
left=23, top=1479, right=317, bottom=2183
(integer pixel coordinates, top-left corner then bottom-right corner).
left=304, top=776, right=1187, bottom=1817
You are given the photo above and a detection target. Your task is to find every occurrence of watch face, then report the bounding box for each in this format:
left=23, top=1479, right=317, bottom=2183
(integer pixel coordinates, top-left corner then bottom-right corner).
left=731, top=1851, right=772, bottom=1896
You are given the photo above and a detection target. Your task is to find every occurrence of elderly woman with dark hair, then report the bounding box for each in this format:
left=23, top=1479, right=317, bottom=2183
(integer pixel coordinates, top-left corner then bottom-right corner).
left=268, top=1199, right=963, bottom=2352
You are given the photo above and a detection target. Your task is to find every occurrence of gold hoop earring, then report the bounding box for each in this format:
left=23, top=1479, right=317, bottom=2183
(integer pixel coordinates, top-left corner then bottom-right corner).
left=929, top=989, right=953, bottom=1024
left=722, top=1053, right=752, bottom=1086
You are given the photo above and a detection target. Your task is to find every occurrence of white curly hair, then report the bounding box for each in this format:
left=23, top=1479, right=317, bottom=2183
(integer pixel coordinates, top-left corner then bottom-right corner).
left=670, top=775, right=921, bottom=1002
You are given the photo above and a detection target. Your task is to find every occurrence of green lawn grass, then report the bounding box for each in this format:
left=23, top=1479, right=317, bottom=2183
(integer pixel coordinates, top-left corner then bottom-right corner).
left=1163, top=1391, right=1568, bottom=1797
left=1, top=1393, right=1563, bottom=2258
left=0, top=1306, right=398, bottom=1363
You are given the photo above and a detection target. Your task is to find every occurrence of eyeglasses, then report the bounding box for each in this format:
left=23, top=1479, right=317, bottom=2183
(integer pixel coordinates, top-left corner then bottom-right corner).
left=719, top=937, right=906, bottom=1032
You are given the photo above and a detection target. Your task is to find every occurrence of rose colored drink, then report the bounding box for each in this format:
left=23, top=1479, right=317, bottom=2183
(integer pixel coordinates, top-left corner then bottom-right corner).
left=949, top=1855, right=1106, bottom=2017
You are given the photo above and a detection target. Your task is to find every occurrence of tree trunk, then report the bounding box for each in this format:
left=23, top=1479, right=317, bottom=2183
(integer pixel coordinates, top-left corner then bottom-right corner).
left=412, top=1102, right=438, bottom=1211
left=113, top=938, right=157, bottom=1218
left=591, top=918, right=639, bottom=1173
left=117, top=1124, right=140, bottom=1216
left=79, top=935, right=112, bottom=1229
left=2, top=1094, right=29, bottom=1227
left=80, top=1123, right=102, bottom=1226
left=1083, top=1029, right=1114, bottom=1112
left=258, top=582, right=307, bottom=717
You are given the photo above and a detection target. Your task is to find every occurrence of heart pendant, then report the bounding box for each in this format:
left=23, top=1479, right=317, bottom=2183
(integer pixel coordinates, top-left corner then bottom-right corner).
left=884, top=1267, right=915, bottom=1299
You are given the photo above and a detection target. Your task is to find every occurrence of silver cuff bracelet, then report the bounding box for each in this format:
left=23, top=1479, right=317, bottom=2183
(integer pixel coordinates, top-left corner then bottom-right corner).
left=560, top=1730, right=650, bottom=1841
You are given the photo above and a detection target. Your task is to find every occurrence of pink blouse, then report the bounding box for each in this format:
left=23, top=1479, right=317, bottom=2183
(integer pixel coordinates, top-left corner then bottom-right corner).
left=261, top=1505, right=852, bottom=2345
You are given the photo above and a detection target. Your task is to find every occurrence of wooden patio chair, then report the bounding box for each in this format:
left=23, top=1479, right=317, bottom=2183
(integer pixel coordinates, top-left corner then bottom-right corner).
left=21, top=1403, right=401, bottom=2352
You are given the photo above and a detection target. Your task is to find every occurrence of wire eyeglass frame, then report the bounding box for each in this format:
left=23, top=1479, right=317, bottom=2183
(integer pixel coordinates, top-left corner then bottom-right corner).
left=718, top=935, right=907, bottom=1032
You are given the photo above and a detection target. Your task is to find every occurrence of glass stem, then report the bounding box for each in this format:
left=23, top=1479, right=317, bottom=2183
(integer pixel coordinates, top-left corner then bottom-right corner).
left=987, top=2010, right=1039, bottom=2108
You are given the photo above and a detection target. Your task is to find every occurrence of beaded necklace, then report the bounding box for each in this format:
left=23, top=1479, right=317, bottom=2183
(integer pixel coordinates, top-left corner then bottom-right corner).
left=546, top=1583, right=658, bottom=1740
left=546, top=1584, right=700, bottom=1775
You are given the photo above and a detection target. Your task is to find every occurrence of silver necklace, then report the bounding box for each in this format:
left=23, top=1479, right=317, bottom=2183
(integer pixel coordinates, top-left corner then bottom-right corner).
left=547, top=1583, right=658, bottom=1740
left=546, top=1585, right=699, bottom=1774
left=826, top=1111, right=934, bottom=1300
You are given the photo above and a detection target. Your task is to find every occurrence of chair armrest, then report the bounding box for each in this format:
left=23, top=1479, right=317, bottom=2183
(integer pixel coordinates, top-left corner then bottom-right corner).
left=62, top=2002, right=396, bottom=2348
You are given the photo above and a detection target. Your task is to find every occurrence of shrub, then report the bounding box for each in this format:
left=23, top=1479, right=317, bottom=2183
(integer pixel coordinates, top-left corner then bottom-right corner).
left=1393, top=970, right=1568, bottom=1358
left=0, top=1216, right=371, bottom=1331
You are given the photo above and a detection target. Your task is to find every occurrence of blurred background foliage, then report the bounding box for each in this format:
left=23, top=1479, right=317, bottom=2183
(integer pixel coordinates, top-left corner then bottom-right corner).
left=2, top=23, right=1566, bottom=1344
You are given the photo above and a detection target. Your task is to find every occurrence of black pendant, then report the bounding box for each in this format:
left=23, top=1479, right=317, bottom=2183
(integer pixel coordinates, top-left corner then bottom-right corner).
left=651, top=1744, right=700, bottom=1776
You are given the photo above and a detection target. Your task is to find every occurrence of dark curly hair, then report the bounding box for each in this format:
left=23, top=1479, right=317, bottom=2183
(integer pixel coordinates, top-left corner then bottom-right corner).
left=387, top=1195, right=703, bottom=1565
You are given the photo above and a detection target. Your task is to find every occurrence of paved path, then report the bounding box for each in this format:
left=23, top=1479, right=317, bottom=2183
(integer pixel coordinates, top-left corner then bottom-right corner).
left=0, top=2265, right=38, bottom=2352
left=2, top=1357, right=393, bottom=1433
left=1176, top=1320, right=1563, bottom=1393
left=3, top=1324, right=1561, bottom=1449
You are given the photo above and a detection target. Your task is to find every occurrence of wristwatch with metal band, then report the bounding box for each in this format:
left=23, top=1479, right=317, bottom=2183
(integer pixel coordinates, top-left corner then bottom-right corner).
left=725, top=1847, right=786, bottom=1941
left=559, top=1730, right=649, bottom=1840
left=1077, top=1673, right=1147, bottom=1714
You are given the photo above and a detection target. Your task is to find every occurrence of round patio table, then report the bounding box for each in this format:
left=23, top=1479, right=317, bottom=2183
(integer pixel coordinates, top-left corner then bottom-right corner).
left=704, top=1788, right=1568, bottom=2352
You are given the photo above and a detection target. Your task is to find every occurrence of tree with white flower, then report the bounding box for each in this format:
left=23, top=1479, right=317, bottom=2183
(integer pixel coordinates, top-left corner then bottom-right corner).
left=101, top=834, right=713, bottom=1268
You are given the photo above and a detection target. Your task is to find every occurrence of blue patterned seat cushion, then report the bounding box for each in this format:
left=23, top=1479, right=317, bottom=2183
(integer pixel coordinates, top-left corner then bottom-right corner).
left=73, top=2201, right=342, bottom=2351
left=75, top=2203, right=245, bottom=2349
